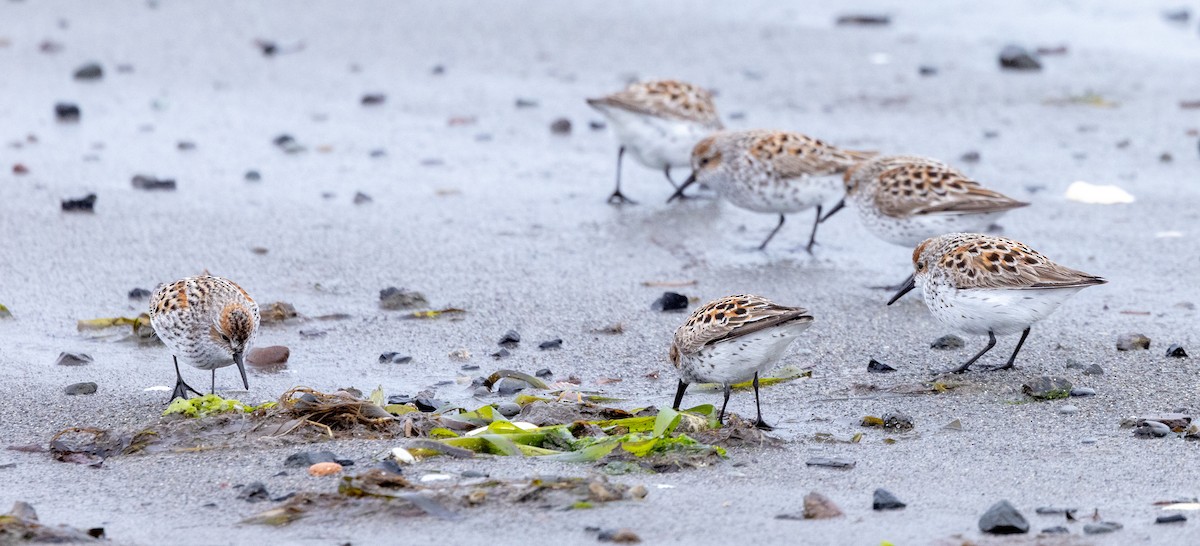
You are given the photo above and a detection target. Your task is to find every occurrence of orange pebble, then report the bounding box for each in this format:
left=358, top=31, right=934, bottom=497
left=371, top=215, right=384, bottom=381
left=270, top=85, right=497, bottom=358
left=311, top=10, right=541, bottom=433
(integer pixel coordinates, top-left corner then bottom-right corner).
left=307, top=462, right=342, bottom=477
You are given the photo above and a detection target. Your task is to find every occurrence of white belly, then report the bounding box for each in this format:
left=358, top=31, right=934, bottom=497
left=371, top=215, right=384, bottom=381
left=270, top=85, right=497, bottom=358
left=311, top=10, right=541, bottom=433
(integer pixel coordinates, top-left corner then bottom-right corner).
left=722, top=174, right=841, bottom=214
left=921, top=284, right=1083, bottom=336
left=150, top=312, right=237, bottom=371
left=854, top=202, right=1011, bottom=247
left=598, top=108, right=713, bottom=169
left=678, top=321, right=812, bottom=385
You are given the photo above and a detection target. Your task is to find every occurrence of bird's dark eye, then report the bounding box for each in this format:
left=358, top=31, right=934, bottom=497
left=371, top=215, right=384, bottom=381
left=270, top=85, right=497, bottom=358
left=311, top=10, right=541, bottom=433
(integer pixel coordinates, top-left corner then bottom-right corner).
left=220, top=334, right=231, bottom=342
left=699, top=157, right=709, bottom=166
left=916, top=262, right=925, bottom=271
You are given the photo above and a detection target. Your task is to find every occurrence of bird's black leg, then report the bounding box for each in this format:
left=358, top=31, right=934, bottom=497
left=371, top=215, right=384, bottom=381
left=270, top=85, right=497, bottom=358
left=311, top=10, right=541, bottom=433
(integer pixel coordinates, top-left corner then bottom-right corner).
left=717, top=384, right=732, bottom=425
left=752, top=372, right=773, bottom=430
left=211, top=369, right=217, bottom=394
left=663, top=167, right=679, bottom=189
left=607, top=146, right=636, bottom=205
left=804, top=205, right=823, bottom=254
left=943, top=331, right=997, bottom=374
left=672, top=380, right=688, bottom=410
left=984, top=327, right=1031, bottom=371
left=758, top=214, right=787, bottom=250
left=170, top=356, right=202, bottom=401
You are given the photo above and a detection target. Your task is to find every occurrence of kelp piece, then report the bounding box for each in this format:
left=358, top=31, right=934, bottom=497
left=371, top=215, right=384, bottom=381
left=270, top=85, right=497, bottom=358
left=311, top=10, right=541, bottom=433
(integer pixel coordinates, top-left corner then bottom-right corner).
left=163, top=394, right=275, bottom=418
left=692, top=365, right=811, bottom=392
left=403, top=308, right=466, bottom=319
left=76, top=313, right=158, bottom=342
left=0, top=501, right=104, bottom=542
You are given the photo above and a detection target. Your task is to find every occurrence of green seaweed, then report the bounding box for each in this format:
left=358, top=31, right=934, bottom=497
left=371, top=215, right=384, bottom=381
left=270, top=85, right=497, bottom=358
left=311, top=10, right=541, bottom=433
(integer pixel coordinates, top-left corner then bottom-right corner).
left=163, top=394, right=275, bottom=418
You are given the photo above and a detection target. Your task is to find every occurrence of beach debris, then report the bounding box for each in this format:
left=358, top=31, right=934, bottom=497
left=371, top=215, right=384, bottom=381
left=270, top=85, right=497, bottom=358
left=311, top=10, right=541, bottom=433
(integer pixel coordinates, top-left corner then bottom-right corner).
left=1116, top=333, right=1151, bottom=351
left=128, top=288, right=151, bottom=299
left=55, top=102, right=80, bottom=122
left=379, top=352, right=412, bottom=364
left=285, top=451, right=339, bottom=467
left=777, top=491, right=844, bottom=520
left=260, top=301, right=299, bottom=323
left=514, top=98, right=538, bottom=108
left=55, top=352, right=93, bottom=366
left=538, top=339, right=563, bottom=350
left=164, top=394, right=275, bottom=418
left=0, top=501, right=104, bottom=541
left=491, top=348, right=510, bottom=359
left=61, top=193, right=96, bottom=212
left=597, top=528, right=641, bottom=543
left=131, top=175, right=176, bottom=191
left=550, top=118, right=571, bottom=135
left=237, top=482, right=271, bottom=502
left=979, top=500, right=1029, bottom=534
left=805, top=457, right=855, bottom=469
left=65, top=382, right=97, bottom=395
left=1058, top=405, right=1078, bottom=415
left=873, top=488, right=906, bottom=510
left=360, top=93, right=386, bottom=106
left=77, top=313, right=158, bottom=342
left=867, top=358, right=896, bottom=373
left=998, top=45, right=1040, bottom=70
left=1065, top=181, right=1134, bottom=204
left=1069, top=387, right=1096, bottom=397
left=273, top=134, right=305, bottom=154
left=1083, top=521, right=1123, bottom=534
left=918, top=65, right=938, bottom=76
left=835, top=14, right=889, bottom=26
left=379, top=287, right=428, bottom=310
left=0, top=304, right=10, bottom=319
left=650, top=292, right=689, bottom=312
left=930, top=334, right=964, bottom=350
left=1156, top=514, right=1187, bottom=524
left=1166, top=344, right=1188, bottom=358
left=1022, top=376, right=1072, bottom=400
left=499, top=330, right=521, bottom=347
left=308, top=462, right=343, bottom=477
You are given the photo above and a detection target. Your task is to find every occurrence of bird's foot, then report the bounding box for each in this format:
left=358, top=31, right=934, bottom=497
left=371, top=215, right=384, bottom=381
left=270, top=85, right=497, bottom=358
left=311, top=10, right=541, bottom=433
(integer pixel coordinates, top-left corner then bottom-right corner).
left=607, top=191, right=637, bottom=205
left=752, top=419, right=774, bottom=431
left=977, top=362, right=1015, bottom=372
left=170, top=378, right=202, bottom=402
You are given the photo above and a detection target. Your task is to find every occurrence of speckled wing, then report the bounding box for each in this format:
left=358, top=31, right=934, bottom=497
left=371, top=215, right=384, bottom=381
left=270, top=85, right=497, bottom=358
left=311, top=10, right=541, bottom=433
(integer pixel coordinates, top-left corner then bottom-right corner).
left=874, top=163, right=1029, bottom=218
left=751, top=131, right=876, bottom=179
left=940, top=236, right=1107, bottom=290
left=673, top=294, right=814, bottom=355
left=587, top=80, right=722, bottom=126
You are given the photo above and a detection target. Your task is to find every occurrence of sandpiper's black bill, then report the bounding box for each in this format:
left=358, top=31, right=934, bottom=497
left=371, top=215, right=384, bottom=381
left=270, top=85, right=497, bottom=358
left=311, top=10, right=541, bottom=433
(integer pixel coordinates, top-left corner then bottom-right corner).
left=819, top=198, right=846, bottom=223
left=886, top=274, right=916, bottom=305
left=234, top=352, right=249, bottom=389
left=665, top=172, right=698, bottom=203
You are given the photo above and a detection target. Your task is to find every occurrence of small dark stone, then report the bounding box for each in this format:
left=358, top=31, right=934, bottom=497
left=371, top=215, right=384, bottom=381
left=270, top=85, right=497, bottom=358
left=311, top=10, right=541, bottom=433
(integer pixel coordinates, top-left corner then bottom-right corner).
left=490, top=348, right=510, bottom=360
left=284, top=451, right=336, bottom=467
left=386, top=394, right=415, bottom=405
left=73, top=62, right=103, bottom=80
left=55, top=102, right=81, bottom=122
left=369, top=149, right=387, bottom=158
left=246, top=346, right=289, bottom=367
left=835, top=14, right=890, bottom=26
left=379, top=287, right=428, bottom=310
left=461, top=470, right=487, bottom=478
left=461, top=363, right=479, bottom=371
left=378, top=352, right=412, bottom=364
left=496, top=402, right=521, bottom=418
left=930, top=334, right=964, bottom=350
left=960, top=150, right=981, bottom=163
left=1041, top=526, right=1069, bottom=535
left=514, top=98, right=539, bottom=108
left=1133, top=420, right=1172, bottom=438
left=999, top=45, right=1042, bottom=71
left=1160, top=152, right=1174, bottom=163
left=244, top=170, right=261, bottom=181
left=1156, top=514, right=1187, bottom=524
left=360, top=93, right=386, bottom=106
left=1083, top=363, right=1104, bottom=375
left=882, top=411, right=914, bottom=430
left=651, top=292, right=689, bottom=312
left=413, top=398, right=442, bottom=412
left=237, top=482, right=270, bottom=503
left=1163, top=8, right=1191, bottom=23
left=61, top=194, right=97, bottom=212
left=538, top=339, right=563, bottom=350
left=589, top=120, right=606, bottom=130
left=273, top=134, right=305, bottom=154
left=131, top=175, right=176, bottom=191
left=805, top=457, right=855, bottom=469
left=535, top=368, right=552, bottom=378
left=867, top=358, right=896, bottom=373
left=353, top=192, right=372, bottom=205
left=1116, top=333, right=1150, bottom=351
left=872, top=488, right=905, bottom=510
left=176, top=141, right=196, bottom=151
left=1064, top=359, right=1087, bottom=370
left=918, top=65, right=938, bottom=76
left=1069, top=387, right=1096, bottom=397
left=430, top=64, right=445, bottom=75
left=498, top=330, right=521, bottom=347
left=979, top=500, right=1030, bottom=534
left=597, top=528, right=640, bottom=543
left=1166, top=344, right=1188, bottom=358
left=495, top=377, right=530, bottom=395
left=55, top=352, right=93, bottom=366
left=727, top=111, right=746, bottom=120
left=64, top=382, right=97, bottom=395
left=549, top=118, right=571, bottom=135
left=983, top=130, right=1000, bottom=139
left=128, top=288, right=151, bottom=299
left=1035, top=506, right=1077, bottom=516
left=1022, top=376, right=1073, bottom=400
left=298, top=329, right=326, bottom=338
left=376, top=459, right=404, bottom=475
left=1083, top=521, right=1122, bottom=535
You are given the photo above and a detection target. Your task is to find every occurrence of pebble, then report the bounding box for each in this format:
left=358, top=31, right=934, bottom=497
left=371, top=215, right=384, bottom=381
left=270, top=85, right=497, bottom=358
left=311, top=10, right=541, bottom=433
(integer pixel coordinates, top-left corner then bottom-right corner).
left=589, top=120, right=606, bottom=130
left=273, top=134, right=305, bottom=154
left=1035, top=506, right=1077, bottom=515
left=61, top=194, right=97, bottom=212
left=882, top=411, right=914, bottom=430
left=998, top=45, right=1041, bottom=70
left=72, top=62, right=103, bottom=80
left=379, top=287, right=428, bottom=310
left=360, top=93, right=386, bottom=106
left=1069, top=387, right=1096, bottom=397
left=414, top=398, right=442, bottom=412
left=1156, top=514, right=1187, bottom=524
left=55, top=102, right=81, bottom=122
left=461, top=364, right=480, bottom=371
left=942, top=419, right=963, bottom=431
left=387, top=394, right=415, bottom=405
left=960, top=150, right=981, bottom=163
left=12, top=163, right=29, bottom=175
left=538, top=339, right=563, bottom=350
left=244, top=170, right=261, bottom=182
left=128, top=288, right=151, bottom=299
left=1165, top=344, right=1188, bottom=358
left=177, top=141, right=196, bottom=151
left=1083, top=521, right=1122, bottom=535
left=1057, top=405, right=1078, bottom=415
left=650, top=292, right=689, bottom=312
left=448, top=348, right=471, bottom=361
left=805, top=457, right=855, bottom=469
left=495, top=377, right=529, bottom=395
left=1083, top=363, right=1104, bottom=375
left=597, top=528, right=640, bottom=543
left=535, top=368, right=552, bottom=378
left=490, top=348, right=510, bottom=359
left=64, top=382, right=97, bottom=395
left=369, top=149, right=387, bottom=158
left=1116, top=333, right=1150, bottom=351
left=1139, top=413, right=1191, bottom=430
left=378, top=352, right=412, bottom=364
left=496, top=402, right=521, bottom=418
left=872, top=488, right=905, bottom=510
left=1163, top=8, right=1191, bottom=22
left=514, top=98, right=538, bottom=108
left=867, top=358, right=896, bottom=373
left=549, top=118, right=571, bottom=135
left=1022, top=376, right=1072, bottom=400
left=55, top=352, right=93, bottom=366
left=236, top=482, right=270, bottom=502
left=498, top=329, right=521, bottom=347
left=307, top=462, right=342, bottom=477
left=353, top=192, right=372, bottom=205
left=930, top=334, right=964, bottom=350
left=1134, top=420, right=1171, bottom=438
left=918, top=65, right=938, bottom=77
left=246, top=346, right=289, bottom=367
left=131, top=175, right=177, bottom=191
left=1065, top=359, right=1087, bottom=370
left=979, top=500, right=1029, bottom=534
left=1081, top=437, right=1097, bottom=444
left=835, top=14, right=890, bottom=26
left=431, top=64, right=445, bottom=75
left=802, top=491, right=843, bottom=519
left=1041, top=526, right=1069, bottom=534
left=284, top=451, right=337, bottom=467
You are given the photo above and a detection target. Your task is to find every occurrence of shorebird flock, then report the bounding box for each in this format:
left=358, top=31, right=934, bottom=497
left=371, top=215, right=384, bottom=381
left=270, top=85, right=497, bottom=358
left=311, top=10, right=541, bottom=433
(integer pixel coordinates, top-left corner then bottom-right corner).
left=146, top=78, right=1106, bottom=430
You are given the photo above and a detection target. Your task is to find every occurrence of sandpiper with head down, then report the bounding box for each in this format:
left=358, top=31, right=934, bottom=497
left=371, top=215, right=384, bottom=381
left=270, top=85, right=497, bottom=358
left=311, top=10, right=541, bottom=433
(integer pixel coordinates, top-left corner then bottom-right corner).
left=587, top=79, right=723, bottom=204
left=669, top=294, right=814, bottom=429
left=888, top=233, right=1106, bottom=374
left=669, top=129, right=874, bottom=252
left=149, top=275, right=260, bottom=401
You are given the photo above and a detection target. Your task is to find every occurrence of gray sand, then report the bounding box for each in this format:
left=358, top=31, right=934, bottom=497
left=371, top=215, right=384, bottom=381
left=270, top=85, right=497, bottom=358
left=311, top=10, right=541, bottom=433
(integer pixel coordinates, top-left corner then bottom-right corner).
left=2, top=1, right=1199, bottom=544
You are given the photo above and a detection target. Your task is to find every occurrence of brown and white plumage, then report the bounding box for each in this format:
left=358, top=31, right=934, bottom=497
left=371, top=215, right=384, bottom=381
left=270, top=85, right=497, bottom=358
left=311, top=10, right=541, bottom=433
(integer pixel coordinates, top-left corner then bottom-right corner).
left=149, top=275, right=260, bottom=400
left=669, top=129, right=876, bottom=251
left=888, top=233, right=1105, bottom=373
left=827, top=155, right=1029, bottom=247
left=587, top=79, right=724, bottom=204
left=669, top=294, right=814, bottom=428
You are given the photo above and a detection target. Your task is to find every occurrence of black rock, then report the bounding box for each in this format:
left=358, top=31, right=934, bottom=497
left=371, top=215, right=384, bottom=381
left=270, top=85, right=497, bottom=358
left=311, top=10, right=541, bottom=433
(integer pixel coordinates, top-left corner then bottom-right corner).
left=379, top=287, right=428, bottom=310
left=496, top=402, right=521, bottom=418
left=55, top=102, right=81, bottom=122
left=387, top=394, right=415, bottom=405
left=369, top=149, right=387, bottom=158
left=882, top=411, right=914, bottom=430
left=979, top=500, right=1029, bottom=534
left=1166, top=344, right=1188, bottom=358
left=64, top=382, right=97, bottom=395
left=461, top=363, right=480, bottom=371
left=872, top=488, right=905, bottom=510
left=960, top=150, right=981, bottom=163
left=1041, top=526, right=1069, bottom=534
left=867, top=359, right=896, bottom=373
left=237, top=482, right=270, bottom=503
left=494, top=377, right=530, bottom=395
left=930, top=334, right=964, bottom=350
left=284, top=451, right=337, bottom=467
left=61, top=194, right=97, bottom=212
left=1083, top=521, right=1122, bottom=535
left=1064, top=359, right=1087, bottom=370
left=177, top=141, right=196, bottom=151
left=360, top=93, right=386, bottom=106
left=999, top=45, right=1041, bottom=71
left=273, top=134, right=305, bottom=154
left=588, top=120, right=606, bottom=130
left=498, top=330, right=521, bottom=347
left=514, top=98, right=539, bottom=108
left=376, top=459, right=404, bottom=475
left=805, top=457, right=855, bottom=469
left=353, top=192, right=372, bottom=205
left=538, top=339, right=563, bottom=350
left=651, top=292, right=689, bottom=312
left=1035, top=506, right=1077, bottom=516
left=835, top=14, right=890, bottom=26
left=1163, top=8, right=1191, bottom=23
left=1083, top=363, right=1104, bottom=375
left=413, top=398, right=442, bottom=412
left=1156, top=514, right=1187, bottom=524
left=73, top=62, right=103, bottom=80
left=461, top=470, right=488, bottom=478
left=244, top=170, right=261, bottom=182
left=490, top=348, right=510, bottom=360
left=431, top=64, right=445, bottom=75
left=918, top=65, right=938, bottom=76
left=55, top=352, right=93, bottom=366
left=549, top=118, right=571, bottom=135
left=1116, top=333, right=1150, bottom=351
left=378, top=352, right=411, bottom=364
left=128, top=288, right=151, bottom=299
left=131, top=175, right=177, bottom=191
left=1022, top=376, right=1073, bottom=400
left=535, top=368, right=552, bottom=378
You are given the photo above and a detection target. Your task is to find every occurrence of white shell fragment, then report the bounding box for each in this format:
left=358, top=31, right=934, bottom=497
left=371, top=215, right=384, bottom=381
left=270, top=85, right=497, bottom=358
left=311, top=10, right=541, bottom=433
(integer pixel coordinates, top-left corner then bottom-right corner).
left=390, top=447, right=416, bottom=464
left=1064, top=181, right=1135, bottom=204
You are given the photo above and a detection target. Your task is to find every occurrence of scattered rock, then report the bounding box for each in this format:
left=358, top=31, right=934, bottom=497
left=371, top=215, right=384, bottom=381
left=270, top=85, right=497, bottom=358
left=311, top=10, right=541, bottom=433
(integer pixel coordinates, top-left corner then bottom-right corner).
left=55, top=352, right=93, bottom=366
left=589, top=120, right=606, bottom=130
left=246, top=346, right=289, bottom=367
left=960, top=150, right=981, bottom=163
left=490, top=348, right=510, bottom=360
left=1034, top=45, right=1068, bottom=56
left=802, top=491, right=843, bottom=519
left=942, top=419, right=963, bottom=431
left=284, top=451, right=337, bottom=467
left=378, top=352, right=412, bottom=364
left=1022, top=376, right=1072, bottom=400
left=1081, top=437, right=1097, bottom=444
left=514, top=98, right=539, bottom=108
left=1041, top=526, right=1069, bottom=534
left=1138, top=413, right=1191, bottom=430
left=597, top=528, right=640, bottom=543
left=1166, top=344, right=1188, bottom=358
left=1116, top=333, right=1150, bottom=351
left=650, top=292, right=689, bottom=312
left=1065, top=359, right=1087, bottom=370
left=353, top=192, right=372, bottom=205
left=177, top=141, right=196, bottom=151
left=55, top=102, right=81, bottom=122
left=244, top=170, right=261, bottom=182
left=273, top=134, right=305, bottom=154
left=360, top=93, right=386, bottom=106
left=61, top=194, right=97, bottom=212
left=131, top=175, right=176, bottom=191
left=499, top=330, right=521, bottom=347
left=835, top=14, right=890, bottom=26
left=413, top=398, right=442, bottom=412
left=549, top=118, right=571, bottom=135
left=461, top=364, right=479, bottom=371
left=308, top=462, right=342, bottom=477
left=1058, top=405, right=1078, bottom=415
left=1160, top=152, right=1174, bottom=163
left=12, top=163, right=29, bottom=175
left=496, top=402, right=521, bottom=418
left=805, top=457, right=855, bottom=469
left=379, top=287, right=428, bottom=310
left=1083, top=363, right=1104, bottom=375
left=1083, top=521, right=1122, bottom=535
left=998, top=45, right=1041, bottom=71
left=495, top=377, right=529, bottom=395
left=867, top=358, right=896, bottom=373
left=1163, top=8, right=1191, bottom=23
left=128, top=288, right=151, bottom=299
left=882, top=411, right=914, bottom=430
left=431, top=64, right=445, bottom=75
left=535, top=368, right=552, bottom=378
left=1134, top=420, right=1172, bottom=438
left=918, top=65, right=938, bottom=76
left=1034, top=506, right=1077, bottom=516
left=64, top=382, right=97, bottom=395
left=930, top=334, right=964, bottom=350
left=1156, top=514, right=1187, bottom=524
left=872, top=488, right=905, bottom=510
left=538, top=339, right=563, bottom=350
left=448, top=348, right=471, bottom=361
left=1069, top=387, right=1096, bottom=397
left=979, top=500, right=1029, bottom=534
left=237, top=482, right=270, bottom=502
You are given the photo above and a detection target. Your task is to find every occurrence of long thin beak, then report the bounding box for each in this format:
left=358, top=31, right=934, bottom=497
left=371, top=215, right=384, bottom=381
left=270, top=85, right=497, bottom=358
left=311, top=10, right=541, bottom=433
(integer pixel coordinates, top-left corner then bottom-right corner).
left=666, top=172, right=698, bottom=203
left=886, top=275, right=916, bottom=306
left=234, top=351, right=249, bottom=389
left=819, top=199, right=846, bottom=223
